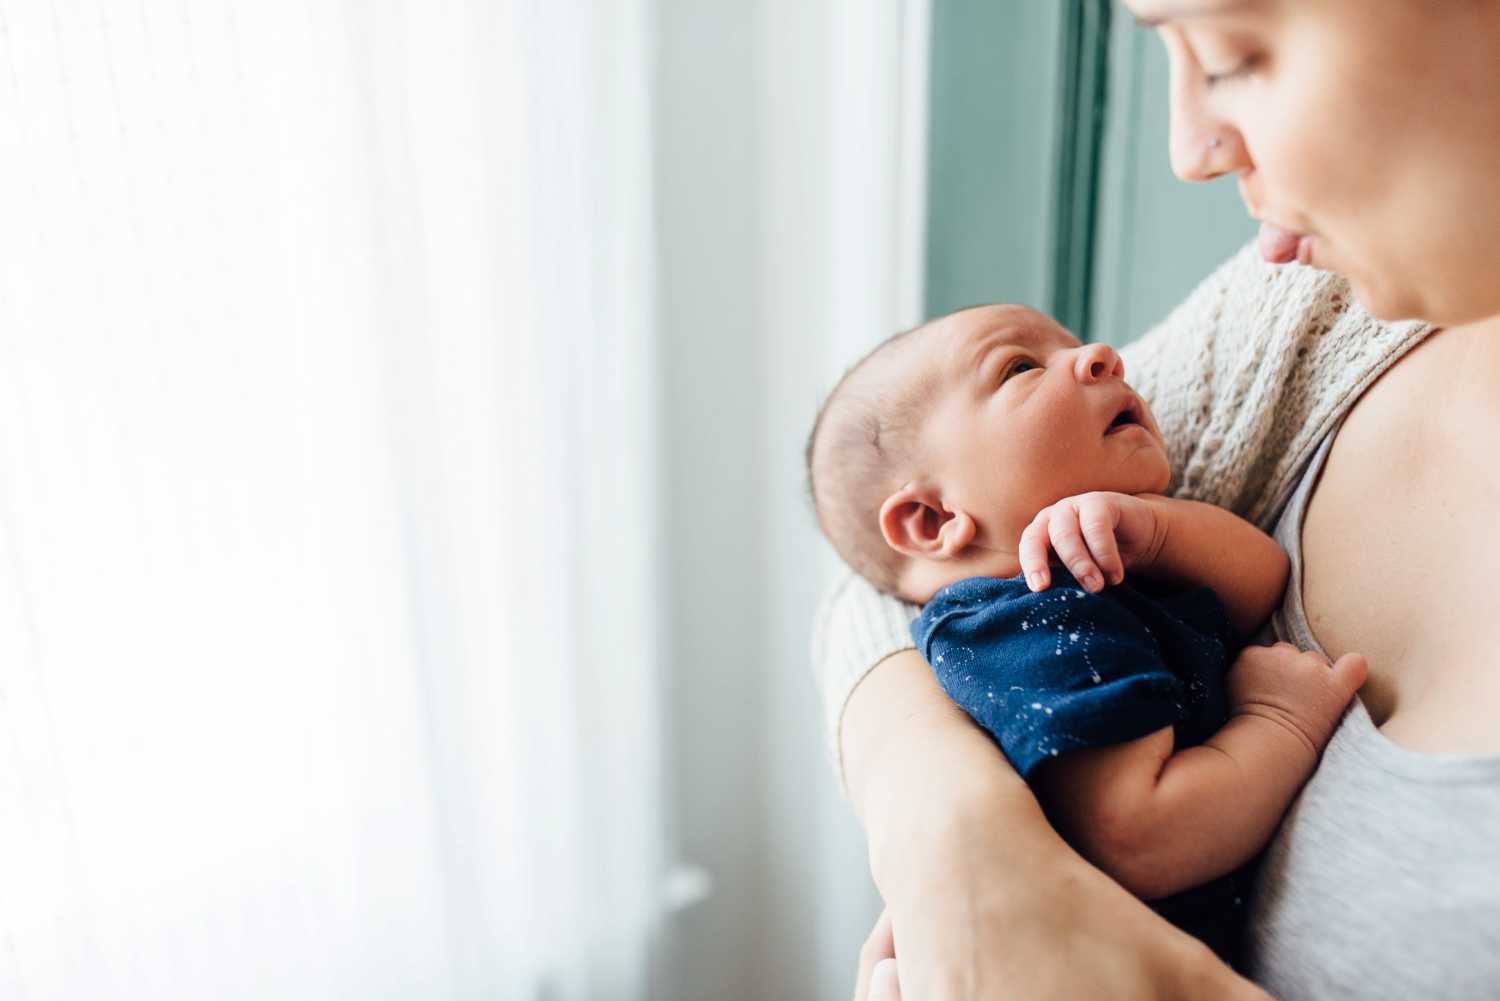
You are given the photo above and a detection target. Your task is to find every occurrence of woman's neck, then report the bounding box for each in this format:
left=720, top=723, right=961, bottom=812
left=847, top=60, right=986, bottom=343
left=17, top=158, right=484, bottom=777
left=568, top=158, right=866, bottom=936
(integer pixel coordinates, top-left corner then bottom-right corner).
left=1435, top=311, right=1500, bottom=340
left=1431, top=312, right=1500, bottom=380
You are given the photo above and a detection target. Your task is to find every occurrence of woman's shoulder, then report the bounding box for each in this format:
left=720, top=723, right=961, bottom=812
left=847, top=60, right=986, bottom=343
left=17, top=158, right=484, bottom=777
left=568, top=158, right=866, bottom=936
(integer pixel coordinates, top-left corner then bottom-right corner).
left=1120, top=242, right=1430, bottom=528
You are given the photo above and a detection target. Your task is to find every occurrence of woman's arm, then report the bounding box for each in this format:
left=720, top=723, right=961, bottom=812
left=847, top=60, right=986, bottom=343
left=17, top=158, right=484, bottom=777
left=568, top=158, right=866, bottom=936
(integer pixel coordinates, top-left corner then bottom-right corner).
left=843, top=649, right=1271, bottom=1001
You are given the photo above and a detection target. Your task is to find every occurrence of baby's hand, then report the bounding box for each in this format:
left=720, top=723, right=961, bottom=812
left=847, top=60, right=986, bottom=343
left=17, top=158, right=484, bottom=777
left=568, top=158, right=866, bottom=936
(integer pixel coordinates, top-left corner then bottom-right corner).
left=1018, top=491, right=1169, bottom=593
left=1227, top=642, right=1368, bottom=759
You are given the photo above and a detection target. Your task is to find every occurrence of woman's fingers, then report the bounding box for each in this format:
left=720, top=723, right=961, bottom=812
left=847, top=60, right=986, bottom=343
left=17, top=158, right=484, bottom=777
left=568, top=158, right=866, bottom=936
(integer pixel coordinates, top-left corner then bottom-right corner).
left=1019, top=511, right=1054, bottom=591
left=853, top=908, right=896, bottom=1001
left=868, top=959, right=901, bottom=1001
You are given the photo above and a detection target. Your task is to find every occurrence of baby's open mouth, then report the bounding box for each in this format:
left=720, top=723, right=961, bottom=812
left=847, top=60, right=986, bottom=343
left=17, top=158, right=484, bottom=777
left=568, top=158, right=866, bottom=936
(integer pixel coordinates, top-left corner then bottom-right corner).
left=1105, top=404, right=1143, bottom=436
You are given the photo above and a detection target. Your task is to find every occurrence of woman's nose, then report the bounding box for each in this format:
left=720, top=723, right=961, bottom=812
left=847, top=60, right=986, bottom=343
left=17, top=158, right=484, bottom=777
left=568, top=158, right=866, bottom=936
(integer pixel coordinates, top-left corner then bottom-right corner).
left=1162, top=40, right=1250, bottom=182
left=1170, top=115, right=1248, bottom=182
left=1074, top=342, right=1124, bottom=384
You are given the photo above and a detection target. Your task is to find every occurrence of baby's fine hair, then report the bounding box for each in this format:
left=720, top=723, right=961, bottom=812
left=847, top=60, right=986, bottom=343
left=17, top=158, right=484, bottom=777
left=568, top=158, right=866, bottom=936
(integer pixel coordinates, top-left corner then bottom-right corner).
left=805, top=322, right=941, bottom=596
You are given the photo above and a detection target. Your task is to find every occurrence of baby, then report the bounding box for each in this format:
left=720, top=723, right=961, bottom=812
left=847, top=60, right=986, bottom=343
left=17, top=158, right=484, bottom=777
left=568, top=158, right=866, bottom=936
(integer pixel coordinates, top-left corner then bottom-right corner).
left=806, top=303, right=1366, bottom=962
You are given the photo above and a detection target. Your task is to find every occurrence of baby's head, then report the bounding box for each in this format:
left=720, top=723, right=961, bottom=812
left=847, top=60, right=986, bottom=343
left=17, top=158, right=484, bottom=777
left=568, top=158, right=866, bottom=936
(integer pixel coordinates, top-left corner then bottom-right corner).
left=806, top=304, right=1170, bottom=604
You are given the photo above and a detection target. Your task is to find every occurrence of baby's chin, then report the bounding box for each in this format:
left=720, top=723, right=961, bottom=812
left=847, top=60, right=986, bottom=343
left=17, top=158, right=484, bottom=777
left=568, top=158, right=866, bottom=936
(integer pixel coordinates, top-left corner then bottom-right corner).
left=1106, top=455, right=1171, bottom=497
left=899, top=551, right=1022, bottom=605
left=1131, top=442, right=1172, bottom=494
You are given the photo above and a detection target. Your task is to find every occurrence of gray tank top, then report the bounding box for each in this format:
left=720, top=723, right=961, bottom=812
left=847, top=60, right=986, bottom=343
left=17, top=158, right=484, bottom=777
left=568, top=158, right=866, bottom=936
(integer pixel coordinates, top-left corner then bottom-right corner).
left=1243, top=427, right=1500, bottom=999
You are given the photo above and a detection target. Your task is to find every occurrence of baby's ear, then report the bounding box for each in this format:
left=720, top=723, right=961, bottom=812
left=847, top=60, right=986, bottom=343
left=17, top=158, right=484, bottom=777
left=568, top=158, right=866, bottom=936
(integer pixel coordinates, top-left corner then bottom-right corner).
left=879, top=481, right=976, bottom=561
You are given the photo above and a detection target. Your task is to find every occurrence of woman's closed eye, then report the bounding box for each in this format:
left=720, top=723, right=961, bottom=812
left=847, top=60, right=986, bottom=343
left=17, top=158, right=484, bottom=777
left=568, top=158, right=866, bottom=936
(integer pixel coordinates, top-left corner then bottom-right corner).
left=1203, top=55, right=1259, bottom=88
left=1178, top=25, right=1264, bottom=90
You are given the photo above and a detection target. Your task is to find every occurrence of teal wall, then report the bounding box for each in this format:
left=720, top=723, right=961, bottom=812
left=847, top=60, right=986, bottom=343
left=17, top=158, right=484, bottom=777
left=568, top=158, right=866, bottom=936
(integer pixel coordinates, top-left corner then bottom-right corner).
left=925, top=1, right=1255, bottom=345
left=1089, top=18, right=1255, bottom=346
left=924, top=1, right=1064, bottom=318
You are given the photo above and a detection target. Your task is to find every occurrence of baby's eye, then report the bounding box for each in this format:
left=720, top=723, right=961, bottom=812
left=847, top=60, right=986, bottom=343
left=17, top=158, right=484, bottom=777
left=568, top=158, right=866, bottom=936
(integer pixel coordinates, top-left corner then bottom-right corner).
left=1001, top=358, right=1039, bottom=382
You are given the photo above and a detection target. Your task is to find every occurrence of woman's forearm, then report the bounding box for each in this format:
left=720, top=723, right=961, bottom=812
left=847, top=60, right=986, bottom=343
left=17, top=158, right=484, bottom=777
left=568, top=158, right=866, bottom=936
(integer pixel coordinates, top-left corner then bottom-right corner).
left=840, top=649, right=1267, bottom=1001
left=841, top=648, right=1074, bottom=897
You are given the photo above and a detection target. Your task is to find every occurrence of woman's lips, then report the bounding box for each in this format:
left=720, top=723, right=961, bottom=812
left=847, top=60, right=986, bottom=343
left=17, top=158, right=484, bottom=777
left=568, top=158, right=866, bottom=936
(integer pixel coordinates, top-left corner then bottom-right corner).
left=1258, top=221, right=1312, bottom=265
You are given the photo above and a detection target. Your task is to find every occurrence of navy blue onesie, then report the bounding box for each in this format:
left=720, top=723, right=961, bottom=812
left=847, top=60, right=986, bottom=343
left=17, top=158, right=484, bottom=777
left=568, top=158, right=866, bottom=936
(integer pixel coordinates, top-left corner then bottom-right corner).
left=910, top=568, right=1255, bottom=964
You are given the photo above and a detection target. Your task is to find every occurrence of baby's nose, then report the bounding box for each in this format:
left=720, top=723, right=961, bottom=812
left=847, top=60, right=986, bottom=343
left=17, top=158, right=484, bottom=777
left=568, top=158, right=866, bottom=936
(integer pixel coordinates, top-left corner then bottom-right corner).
left=1074, top=343, right=1124, bottom=383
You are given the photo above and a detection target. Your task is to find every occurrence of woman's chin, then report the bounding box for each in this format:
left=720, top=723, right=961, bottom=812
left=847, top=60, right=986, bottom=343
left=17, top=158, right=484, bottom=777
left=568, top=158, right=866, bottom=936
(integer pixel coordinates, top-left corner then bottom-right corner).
left=1352, top=277, right=1500, bottom=329
left=1346, top=280, right=1420, bottom=323
left=1339, top=266, right=1435, bottom=324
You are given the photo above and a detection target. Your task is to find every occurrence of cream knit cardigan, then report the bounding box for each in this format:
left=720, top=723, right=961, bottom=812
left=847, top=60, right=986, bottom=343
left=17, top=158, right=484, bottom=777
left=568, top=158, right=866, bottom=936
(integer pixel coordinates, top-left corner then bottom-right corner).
left=812, top=242, right=1432, bottom=792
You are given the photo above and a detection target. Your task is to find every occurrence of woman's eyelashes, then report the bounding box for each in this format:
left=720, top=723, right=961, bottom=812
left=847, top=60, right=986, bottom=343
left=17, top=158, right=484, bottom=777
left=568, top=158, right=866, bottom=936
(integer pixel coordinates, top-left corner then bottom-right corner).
left=1203, top=64, right=1248, bottom=87
left=1202, top=53, right=1261, bottom=88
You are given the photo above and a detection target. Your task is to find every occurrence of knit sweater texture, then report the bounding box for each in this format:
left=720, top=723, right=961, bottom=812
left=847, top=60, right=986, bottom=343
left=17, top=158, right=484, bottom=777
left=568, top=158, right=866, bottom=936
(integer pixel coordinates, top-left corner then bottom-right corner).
left=811, top=242, right=1431, bottom=792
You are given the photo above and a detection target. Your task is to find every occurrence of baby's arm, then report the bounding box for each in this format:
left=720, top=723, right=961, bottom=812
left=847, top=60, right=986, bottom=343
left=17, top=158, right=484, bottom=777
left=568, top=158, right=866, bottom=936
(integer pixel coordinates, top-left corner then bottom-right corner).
left=1136, top=496, right=1288, bottom=636
left=1020, top=492, right=1287, bottom=636
left=1034, top=643, right=1367, bottom=900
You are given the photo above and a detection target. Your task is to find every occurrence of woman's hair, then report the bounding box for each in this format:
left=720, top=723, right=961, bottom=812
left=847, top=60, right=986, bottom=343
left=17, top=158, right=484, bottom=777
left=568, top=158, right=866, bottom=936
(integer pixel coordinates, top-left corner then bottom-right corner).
left=805, top=325, right=940, bottom=595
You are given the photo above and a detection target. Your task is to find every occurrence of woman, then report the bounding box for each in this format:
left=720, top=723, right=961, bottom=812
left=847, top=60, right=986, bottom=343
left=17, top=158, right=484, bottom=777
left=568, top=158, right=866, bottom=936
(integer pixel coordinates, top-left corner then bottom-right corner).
left=821, top=2, right=1500, bottom=998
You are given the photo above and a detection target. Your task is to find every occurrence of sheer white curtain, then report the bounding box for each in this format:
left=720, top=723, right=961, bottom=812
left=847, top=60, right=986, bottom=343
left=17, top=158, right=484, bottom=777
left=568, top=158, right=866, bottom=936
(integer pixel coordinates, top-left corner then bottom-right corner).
left=650, top=2, right=929, bottom=998
left=0, top=2, right=663, bottom=998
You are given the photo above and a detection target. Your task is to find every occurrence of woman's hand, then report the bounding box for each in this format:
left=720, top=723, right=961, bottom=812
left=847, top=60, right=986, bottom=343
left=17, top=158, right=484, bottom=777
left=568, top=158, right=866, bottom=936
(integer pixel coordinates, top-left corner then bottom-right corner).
left=865, top=959, right=901, bottom=1001
left=1019, top=492, right=1170, bottom=593
left=843, top=650, right=1274, bottom=1001
left=854, top=908, right=899, bottom=1001
left=852, top=853, right=1274, bottom=1001
left=852, top=866, right=1277, bottom=1001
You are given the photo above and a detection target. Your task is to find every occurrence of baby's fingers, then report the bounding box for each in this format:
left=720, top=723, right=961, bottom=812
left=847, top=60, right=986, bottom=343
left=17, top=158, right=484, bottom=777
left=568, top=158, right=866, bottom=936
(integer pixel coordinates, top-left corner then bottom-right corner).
left=1048, top=503, right=1105, bottom=592
left=1328, top=652, right=1368, bottom=698
left=1077, top=498, right=1125, bottom=586
left=1019, top=511, right=1054, bottom=591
